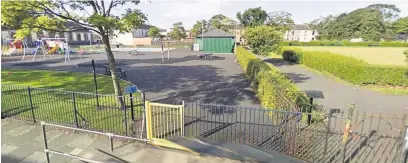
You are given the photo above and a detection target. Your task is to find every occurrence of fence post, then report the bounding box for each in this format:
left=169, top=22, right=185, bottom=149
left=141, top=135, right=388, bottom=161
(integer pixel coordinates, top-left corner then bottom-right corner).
left=27, top=87, right=36, bottom=123
left=142, top=92, right=146, bottom=139
left=323, top=112, right=332, bottom=162
left=340, top=103, right=355, bottom=163
left=130, top=93, right=134, bottom=121
left=72, top=93, right=79, bottom=127
left=123, top=96, right=128, bottom=136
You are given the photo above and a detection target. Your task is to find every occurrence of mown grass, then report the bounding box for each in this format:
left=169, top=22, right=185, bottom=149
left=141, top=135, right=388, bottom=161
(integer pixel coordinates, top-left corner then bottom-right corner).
left=294, top=46, right=408, bottom=66
left=1, top=69, right=143, bottom=136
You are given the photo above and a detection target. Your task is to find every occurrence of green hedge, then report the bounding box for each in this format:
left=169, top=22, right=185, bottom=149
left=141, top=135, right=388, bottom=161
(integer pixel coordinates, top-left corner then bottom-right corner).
left=236, top=46, right=309, bottom=110
left=282, top=49, right=408, bottom=87
left=281, top=41, right=408, bottom=47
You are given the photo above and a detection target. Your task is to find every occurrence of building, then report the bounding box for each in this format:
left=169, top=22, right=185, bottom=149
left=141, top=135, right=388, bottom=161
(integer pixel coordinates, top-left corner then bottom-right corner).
left=284, top=24, right=318, bottom=42
left=195, top=29, right=235, bottom=53
left=1, top=27, right=94, bottom=45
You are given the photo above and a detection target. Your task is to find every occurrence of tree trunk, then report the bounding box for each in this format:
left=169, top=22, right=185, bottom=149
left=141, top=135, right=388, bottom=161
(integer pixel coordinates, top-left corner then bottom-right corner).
left=101, top=33, right=125, bottom=108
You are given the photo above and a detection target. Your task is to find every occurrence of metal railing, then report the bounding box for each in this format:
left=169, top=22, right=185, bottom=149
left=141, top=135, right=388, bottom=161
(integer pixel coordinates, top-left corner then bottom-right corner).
left=2, top=84, right=408, bottom=162
left=41, top=121, right=148, bottom=163
left=1, top=84, right=145, bottom=138
left=182, top=102, right=407, bottom=163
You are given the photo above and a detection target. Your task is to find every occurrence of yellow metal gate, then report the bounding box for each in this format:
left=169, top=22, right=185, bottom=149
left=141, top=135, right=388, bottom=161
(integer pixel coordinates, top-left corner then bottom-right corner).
left=145, top=101, right=196, bottom=154
left=145, top=101, right=184, bottom=140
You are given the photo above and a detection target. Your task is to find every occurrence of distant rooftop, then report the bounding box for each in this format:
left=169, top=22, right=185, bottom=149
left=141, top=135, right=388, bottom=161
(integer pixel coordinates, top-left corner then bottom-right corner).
left=196, top=29, right=234, bottom=38
left=290, top=24, right=311, bottom=30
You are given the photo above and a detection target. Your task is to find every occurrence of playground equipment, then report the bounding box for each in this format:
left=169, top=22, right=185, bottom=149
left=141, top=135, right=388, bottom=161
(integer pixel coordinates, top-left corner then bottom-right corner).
left=2, top=39, right=28, bottom=56
left=31, top=38, right=70, bottom=63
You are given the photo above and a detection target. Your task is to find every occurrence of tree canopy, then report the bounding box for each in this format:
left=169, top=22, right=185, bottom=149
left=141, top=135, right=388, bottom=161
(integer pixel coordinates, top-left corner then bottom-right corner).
left=190, top=20, right=208, bottom=37
left=168, top=22, right=187, bottom=40
left=309, top=4, right=401, bottom=41
left=148, top=26, right=160, bottom=39
left=267, top=11, right=294, bottom=31
left=393, top=17, right=408, bottom=34
left=208, top=14, right=235, bottom=32
left=1, top=0, right=147, bottom=99
left=243, top=25, right=283, bottom=56
left=236, top=7, right=268, bottom=27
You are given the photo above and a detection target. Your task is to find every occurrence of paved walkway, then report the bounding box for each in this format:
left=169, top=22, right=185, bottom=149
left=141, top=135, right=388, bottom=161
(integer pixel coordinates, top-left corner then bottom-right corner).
left=263, top=58, right=408, bottom=116
left=1, top=119, right=305, bottom=163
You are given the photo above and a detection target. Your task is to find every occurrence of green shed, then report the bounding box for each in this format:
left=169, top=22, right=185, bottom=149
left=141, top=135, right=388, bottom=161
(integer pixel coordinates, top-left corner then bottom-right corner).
left=195, top=29, right=235, bottom=53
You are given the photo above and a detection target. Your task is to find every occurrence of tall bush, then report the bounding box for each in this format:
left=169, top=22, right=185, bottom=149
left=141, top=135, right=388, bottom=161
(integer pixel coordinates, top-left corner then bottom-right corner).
left=243, top=26, right=283, bottom=56
left=236, top=47, right=308, bottom=110
left=282, top=49, right=408, bottom=87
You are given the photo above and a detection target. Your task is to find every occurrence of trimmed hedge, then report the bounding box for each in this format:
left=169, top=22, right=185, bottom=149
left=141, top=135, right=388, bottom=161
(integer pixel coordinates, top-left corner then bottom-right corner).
left=282, top=49, right=408, bottom=87
left=236, top=46, right=309, bottom=110
left=281, top=41, right=408, bottom=47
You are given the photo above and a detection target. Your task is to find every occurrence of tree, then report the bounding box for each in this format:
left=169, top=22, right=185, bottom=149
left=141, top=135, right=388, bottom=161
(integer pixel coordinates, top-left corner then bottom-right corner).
left=310, top=7, right=386, bottom=41
left=267, top=11, right=294, bottom=31
left=148, top=26, right=160, bottom=39
left=393, top=17, right=408, bottom=34
left=190, top=20, right=208, bottom=37
left=168, top=22, right=187, bottom=40
left=1, top=1, right=147, bottom=104
left=208, top=14, right=234, bottom=32
left=367, top=4, right=400, bottom=21
left=243, top=25, right=283, bottom=56
left=236, top=7, right=268, bottom=27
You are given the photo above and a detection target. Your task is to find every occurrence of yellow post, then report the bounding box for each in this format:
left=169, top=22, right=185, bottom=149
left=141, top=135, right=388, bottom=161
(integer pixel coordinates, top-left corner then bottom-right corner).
left=180, top=101, right=185, bottom=137
left=145, top=101, right=153, bottom=140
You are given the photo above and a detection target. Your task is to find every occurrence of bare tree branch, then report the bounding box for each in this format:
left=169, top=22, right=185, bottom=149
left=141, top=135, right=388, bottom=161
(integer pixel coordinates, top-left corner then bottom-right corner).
left=88, top=1, right=99, bottom=14
left=29, top=2, right=98, bottom=32
left=101, top=0, right=106, bottom=16
left=106, top=0, right=116, bottom=16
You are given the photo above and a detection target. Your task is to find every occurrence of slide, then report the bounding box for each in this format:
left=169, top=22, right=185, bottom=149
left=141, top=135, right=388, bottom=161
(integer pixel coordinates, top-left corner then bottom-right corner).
left=48, top=46, right=59, bottom=54
left=5, top=47, right=16, bottom=55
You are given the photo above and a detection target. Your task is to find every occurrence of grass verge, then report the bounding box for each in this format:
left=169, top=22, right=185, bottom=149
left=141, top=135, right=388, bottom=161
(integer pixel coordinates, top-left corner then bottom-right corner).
left=299, top=65, right=408, bottom=96
left=1, top=69, right=143, bottom=136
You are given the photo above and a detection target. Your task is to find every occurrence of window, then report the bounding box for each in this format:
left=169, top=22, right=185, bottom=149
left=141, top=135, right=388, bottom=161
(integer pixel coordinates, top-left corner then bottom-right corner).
left=77, top=34, right=81, bottom=41
left=287, top=38, right=289, bottom=41
left=84, top=33, right=88, bottom=41
left=292, top=31, right=294, bottom=35
left=312, top=38, right=315, bottom=41
left=297, top=37, right=300, bottom=41
left=312, top=31, right=315, bottom=35
left=69, top=33, right=73, bottom=41
left=304, top=31, right=307, bottom=36
left=291, top=38, right=294, bottom=41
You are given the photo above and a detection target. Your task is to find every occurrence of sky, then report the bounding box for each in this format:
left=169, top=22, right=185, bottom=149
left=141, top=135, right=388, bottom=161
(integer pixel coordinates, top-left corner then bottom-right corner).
left=130, top=0, right=408, bottom=30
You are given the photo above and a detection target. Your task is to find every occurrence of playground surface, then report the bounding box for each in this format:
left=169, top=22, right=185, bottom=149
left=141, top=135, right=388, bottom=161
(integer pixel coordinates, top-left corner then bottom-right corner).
left=1, top=48, right=259, bottom=106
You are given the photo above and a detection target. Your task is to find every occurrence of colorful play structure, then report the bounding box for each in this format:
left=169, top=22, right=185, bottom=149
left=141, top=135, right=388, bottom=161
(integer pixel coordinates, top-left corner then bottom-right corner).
left=30, top=38, right=71, bottom=63
left=2, top=39, right=28, bottom=56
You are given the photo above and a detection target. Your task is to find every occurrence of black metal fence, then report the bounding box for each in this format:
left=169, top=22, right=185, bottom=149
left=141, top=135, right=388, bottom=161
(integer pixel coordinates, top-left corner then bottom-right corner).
left=2, top=84, right=407, bottom=162
left=1, top=84, right=145, bottom=138
left=182, top=102, right=407, bottom=163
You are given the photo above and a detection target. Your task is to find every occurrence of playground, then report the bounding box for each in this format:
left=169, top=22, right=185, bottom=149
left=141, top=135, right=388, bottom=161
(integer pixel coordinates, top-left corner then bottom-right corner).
left=2, top=47, right=258, bottom=106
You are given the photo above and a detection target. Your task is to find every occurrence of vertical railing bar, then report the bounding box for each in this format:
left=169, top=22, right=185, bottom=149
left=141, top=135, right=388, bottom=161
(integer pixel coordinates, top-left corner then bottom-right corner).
left=28, top=87, right=36, bottom=123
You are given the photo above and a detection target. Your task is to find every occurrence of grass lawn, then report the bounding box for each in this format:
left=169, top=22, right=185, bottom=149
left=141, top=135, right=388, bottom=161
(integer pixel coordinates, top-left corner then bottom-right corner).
left=1, top=69, right=143, bottom=136
left=268, top=52, right=408, bottom=95
left=294, top=46, right=408, bottom=66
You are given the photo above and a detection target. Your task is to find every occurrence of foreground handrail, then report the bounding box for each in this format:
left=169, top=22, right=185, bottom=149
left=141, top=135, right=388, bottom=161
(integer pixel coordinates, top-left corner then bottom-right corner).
left=41, top=121, right=149, bottom=163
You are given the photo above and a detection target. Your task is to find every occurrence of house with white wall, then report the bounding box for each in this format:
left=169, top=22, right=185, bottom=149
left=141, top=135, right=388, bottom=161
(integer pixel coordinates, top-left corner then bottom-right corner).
left=284, top=24, right=318, bottom=42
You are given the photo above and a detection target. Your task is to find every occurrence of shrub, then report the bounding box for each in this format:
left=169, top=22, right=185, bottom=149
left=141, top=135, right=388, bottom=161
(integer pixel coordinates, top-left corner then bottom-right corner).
left=404, top=50, right=408, bottom=65
left=283, top=48, right=408, bottom=87
left=282, top=50, right=302, bottom=63
left=236, top=46, right=309, bottom=110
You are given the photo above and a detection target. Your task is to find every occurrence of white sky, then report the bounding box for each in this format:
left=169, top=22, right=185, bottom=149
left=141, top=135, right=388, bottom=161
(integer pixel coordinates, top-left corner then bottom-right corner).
left=130, top=0, right=408, bottom=30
